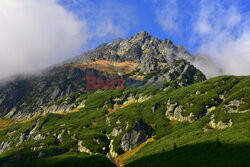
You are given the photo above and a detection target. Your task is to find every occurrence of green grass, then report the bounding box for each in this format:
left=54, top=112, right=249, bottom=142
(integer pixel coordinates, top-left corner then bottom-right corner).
left=125, top=111, right=250, bottom=166
left=0, top=152, right=115, bottom=167
left=125, top=142, right=250, bottom=167
left=0, top=75, right=249, bottom=166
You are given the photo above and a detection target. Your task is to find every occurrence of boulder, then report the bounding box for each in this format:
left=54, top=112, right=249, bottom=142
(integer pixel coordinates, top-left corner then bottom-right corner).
left=120, top=120, right=152, bottom=151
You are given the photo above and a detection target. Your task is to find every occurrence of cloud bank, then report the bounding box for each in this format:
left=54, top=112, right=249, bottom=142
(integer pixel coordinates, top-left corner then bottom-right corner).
left=195, top=1, right=250, bottom=76
left=155, top=0, right=250, bottom=77
left=60, top=0, right=137, bottom=48
left=0, top=0, right=136, bottom=79
left=0, top=0, right=87, bottom=79
left=155, top=0, right=178, bottom=32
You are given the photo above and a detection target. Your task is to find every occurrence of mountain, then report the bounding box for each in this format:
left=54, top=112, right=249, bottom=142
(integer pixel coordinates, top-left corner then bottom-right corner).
left=0, top=31, right=205, bottom=121
left=0, top=31, right=249, bottom=167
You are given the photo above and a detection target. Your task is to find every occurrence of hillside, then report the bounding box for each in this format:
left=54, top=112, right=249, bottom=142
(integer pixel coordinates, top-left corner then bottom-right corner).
left=0, top=31, right=205, bottom=121
left=0, top=32, right=249, bottom=167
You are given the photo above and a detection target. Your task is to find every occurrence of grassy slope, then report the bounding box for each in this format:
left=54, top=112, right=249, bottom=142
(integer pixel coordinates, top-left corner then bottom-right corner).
left=0, top=117, right=15, bottom=130
left=0, top=75, right=249, bottom=166
left=125, top=112, right=250, bottom=167
left=1, top=152, right=116, bottom=167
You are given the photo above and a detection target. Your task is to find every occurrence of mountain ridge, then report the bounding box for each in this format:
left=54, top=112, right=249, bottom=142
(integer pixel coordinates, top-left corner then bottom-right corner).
left=0, top=31, right=206, bottom=121
left=0, top=31, right=249, bottom=167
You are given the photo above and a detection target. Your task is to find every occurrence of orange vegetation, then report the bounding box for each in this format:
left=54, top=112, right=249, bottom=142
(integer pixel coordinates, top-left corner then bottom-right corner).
left=72, top=60, right=138, bottom=74
left=19, top=108, right=79, bottom=124
left=19, top=116, right=41, bottom=124
left=107, top=102, right=135, bottom=115
left=56, top=108, right=79, bottom=115
left=0, top=117, right=15, bottom=130
left=128, top=74, right=144, bottom=80
left=91, top=121, right=97, bottom=126
left=113, top=137, right=156, bottom=167
left=170, top=120, right=179, bottom=125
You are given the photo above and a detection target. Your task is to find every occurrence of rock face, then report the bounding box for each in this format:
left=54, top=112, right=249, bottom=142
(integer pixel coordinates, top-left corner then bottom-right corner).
left=120, top=120, right=152, bottom=152
left=0, top=141, right=11, bottom=154
left=107, top=139, right=118, bottom=158
left=34, top=134, right=45, bottom=140
left=209, top=119, right=233, bottom=129
left=74, top=31, right=193, bottom=66
left=110, top=127, right=122, bottom=137
left=0, top=31, right=206, bottom=121
left=74, top=31, right=206, bottom=86
left=165, top=100, right=194, bottom=122
left=152, top=103, right=159, bottom=113
left=78, top=140, right=92, bottom=154
left=0, top=68, right=101, bottom=121
left=16, top=119, right=40, bottom=146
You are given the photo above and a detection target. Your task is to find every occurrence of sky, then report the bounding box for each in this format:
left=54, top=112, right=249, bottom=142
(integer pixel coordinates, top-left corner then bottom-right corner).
left=1, top=0, right=250, bottom=79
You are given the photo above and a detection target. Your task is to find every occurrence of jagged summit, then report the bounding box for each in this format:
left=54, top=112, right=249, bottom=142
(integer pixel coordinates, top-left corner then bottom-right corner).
left=1, top=28, right=249, bottom=167
left=0, top=31, right=207, bottom=121
left=73, top=31, right=192, bottom=66
left=130, top=30, right=152, bottom=40
left=135, top=30, right=150, bottom=36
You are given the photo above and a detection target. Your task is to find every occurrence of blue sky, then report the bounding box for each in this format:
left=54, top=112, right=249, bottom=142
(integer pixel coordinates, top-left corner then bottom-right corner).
left=54, top=0, right=250, bottom=76
left=1, top=0, right=250, bottom=78
left=58, top=0, right=250, bottom=54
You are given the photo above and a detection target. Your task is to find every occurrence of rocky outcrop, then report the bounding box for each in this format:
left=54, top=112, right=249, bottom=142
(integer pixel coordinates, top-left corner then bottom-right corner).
left=55, top=130, right=65, bottom=142
left=0, top=141, right=11, bottom=154
left=209, top=118, right=233, bottom=129
left=75, top=31, right=193, bottom=67
left=106, top=139, right=118, bottom=158
left=20, top=121, right=38, bottom=144
left=119, top=120, right=152, bottom=152
left=42, top=104, right=75, bottom=115
left=31, top=146, right=44, bottom=151
left=78, top=140, right=92, bottom=154
left=152, top=103, right=160, bottom=113
left=224, top=99, right=249, bottom=113
left=16, top=119, right=40, bottom=146
left=34, top=134, right=45, bottom=140
left=0, top=31, right=206, bottom=121
left=0, top=67, right=101, bottom=121
left=165, top=100, right=194, bottom=123
left=123, top=94, right=152, bottom=105
left=110, top=127, right=122, bottom=137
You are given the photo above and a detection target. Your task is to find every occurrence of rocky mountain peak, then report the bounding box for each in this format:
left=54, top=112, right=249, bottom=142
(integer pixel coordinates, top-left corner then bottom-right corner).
left=73, top=31, right=193, bottom=65
left=130, top=30, right=151, bottom=41
left=0, top=31, right=207, bottom=121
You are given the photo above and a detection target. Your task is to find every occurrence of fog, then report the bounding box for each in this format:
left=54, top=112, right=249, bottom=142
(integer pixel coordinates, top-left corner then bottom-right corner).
left=0, top=0, right=87, bottom=79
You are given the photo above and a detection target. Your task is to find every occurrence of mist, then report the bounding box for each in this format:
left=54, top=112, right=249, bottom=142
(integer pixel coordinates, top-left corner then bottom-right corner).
left=194, top=1, right=250, bottom=77
left=155, top=0, right=250, bottom=77
left=0, top=0, right=87, bottom=79
left=0, top=0, right=137, bottom=80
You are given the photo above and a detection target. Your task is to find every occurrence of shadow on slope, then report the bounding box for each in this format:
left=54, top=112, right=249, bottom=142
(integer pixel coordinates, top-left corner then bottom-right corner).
left=0, top=152, right=116, bottom=167
left=125, top=142, right=250, bottom=167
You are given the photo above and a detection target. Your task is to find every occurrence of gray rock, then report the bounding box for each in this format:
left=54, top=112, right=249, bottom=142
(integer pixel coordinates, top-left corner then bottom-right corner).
left=120, top=120, right=151, bottom=151
left=16, top=119, right=40, bottom=146
left=0, top=31, right=205, bottom=121
left=57, top=130, right=65, bottom=142
left=110, top=127, right=122, bottom=137
left=0, top=141, right=11, bottom=154
left=38, top=152, right=45, bottom=158
left=152, top=103, right=159, bottom=113
left=34, top=134, right=45, bottom=140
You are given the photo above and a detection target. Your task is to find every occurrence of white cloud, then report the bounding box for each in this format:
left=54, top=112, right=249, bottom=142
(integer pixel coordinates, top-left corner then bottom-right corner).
left=155, top=0, right=179, bottom=32
left=0, top=0, right=136, bottom=79
left=155, top=0, right=250, bottom=77
left=61, top=0, right=137, bottom=48
left=0, top=0, right=88, bottom=79
left=195, top=1, right=250, bottom=76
